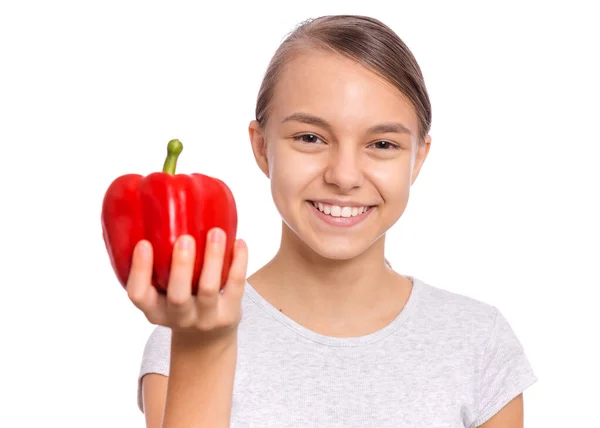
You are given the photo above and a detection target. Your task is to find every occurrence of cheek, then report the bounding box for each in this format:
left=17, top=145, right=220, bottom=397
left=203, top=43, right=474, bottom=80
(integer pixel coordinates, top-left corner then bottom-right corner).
left=270, top=167, right=297, bottom=207
left=269, top=146, right=323, bottom=202
left=370, top=161, right=412, bottom=204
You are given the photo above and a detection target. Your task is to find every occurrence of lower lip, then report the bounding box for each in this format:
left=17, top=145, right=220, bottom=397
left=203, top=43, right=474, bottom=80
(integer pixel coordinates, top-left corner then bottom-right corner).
left=308, top=201, right=374, bottom=228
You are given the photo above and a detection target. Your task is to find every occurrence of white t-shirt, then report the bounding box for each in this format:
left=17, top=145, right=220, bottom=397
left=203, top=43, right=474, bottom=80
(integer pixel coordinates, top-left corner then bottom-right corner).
left=137, top=276, right=537, bottom=427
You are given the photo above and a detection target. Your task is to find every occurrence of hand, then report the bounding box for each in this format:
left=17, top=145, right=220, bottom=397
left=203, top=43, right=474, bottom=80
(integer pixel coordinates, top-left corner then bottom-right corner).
left=126, top=227, right=248, bottom=341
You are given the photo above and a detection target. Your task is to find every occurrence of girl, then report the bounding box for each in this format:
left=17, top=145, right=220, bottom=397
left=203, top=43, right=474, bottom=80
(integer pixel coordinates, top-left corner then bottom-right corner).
left=128, top=15, right=537, bottom=428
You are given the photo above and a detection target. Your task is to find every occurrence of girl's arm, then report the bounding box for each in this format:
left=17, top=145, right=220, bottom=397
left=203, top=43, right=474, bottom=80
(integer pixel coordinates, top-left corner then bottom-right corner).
left=478, top=394, right=524, bottom=428
left=128, top=230, right=247, bottom=428
left=141, top=333, right=238, bottom=428
left=160, top=332, right=238, bottom=428
left=142, top=374, right=168, bottom=428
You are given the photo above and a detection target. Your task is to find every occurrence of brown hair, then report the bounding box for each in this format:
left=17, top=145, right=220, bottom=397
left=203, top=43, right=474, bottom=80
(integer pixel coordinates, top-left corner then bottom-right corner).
left=255, top=14, right=432, bottom=144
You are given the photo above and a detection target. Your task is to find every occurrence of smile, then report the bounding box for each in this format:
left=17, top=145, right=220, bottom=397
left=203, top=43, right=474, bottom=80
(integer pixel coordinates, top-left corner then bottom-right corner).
left=308, top=201, right=374, bottom=228
left=310, top=201, right=372, bottom=217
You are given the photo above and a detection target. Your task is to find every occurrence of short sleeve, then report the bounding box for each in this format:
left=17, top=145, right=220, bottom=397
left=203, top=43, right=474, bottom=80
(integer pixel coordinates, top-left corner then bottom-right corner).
left=470, top=307, right=538, bottom=427
left=137, top=325, right=172, bottom=413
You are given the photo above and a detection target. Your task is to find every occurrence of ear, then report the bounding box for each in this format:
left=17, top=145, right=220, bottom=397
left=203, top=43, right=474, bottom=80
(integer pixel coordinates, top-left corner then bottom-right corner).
left=410, top=134, right=431, bottom=185
left=248, top=120, right=270, bottom=178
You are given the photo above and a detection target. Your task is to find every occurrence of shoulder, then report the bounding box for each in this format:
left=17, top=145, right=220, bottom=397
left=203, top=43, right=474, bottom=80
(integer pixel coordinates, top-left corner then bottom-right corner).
left=413, top=276, right=499, bottom=335
left=143, top=324, right=172, bottom=353
left=409, top=276, right=514, bottom=361
left=412, top=277, right=537, bottom=426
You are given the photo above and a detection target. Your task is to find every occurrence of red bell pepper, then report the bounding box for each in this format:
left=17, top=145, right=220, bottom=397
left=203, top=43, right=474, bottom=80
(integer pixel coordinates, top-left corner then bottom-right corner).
left=101, top=139, right=238, bottom=294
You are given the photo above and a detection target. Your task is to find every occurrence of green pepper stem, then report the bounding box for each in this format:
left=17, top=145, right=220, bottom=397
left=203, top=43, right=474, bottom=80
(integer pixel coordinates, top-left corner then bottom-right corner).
left=162, top=139, right=183, bottom=175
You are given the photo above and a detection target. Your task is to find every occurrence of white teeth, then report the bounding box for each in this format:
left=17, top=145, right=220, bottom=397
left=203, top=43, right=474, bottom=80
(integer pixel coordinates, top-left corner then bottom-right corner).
left=312, top=202, right=370, bottom=218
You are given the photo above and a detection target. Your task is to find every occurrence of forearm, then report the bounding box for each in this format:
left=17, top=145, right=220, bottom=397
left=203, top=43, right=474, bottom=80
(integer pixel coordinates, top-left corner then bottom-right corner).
left=161, top=331, right=238, bottom=428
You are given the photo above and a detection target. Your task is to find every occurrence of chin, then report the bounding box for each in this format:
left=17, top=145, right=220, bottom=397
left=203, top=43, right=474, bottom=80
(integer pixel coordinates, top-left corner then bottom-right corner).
left=311, top=243, right=366, bottom=261
left=301, top=231, right=381, bottom=262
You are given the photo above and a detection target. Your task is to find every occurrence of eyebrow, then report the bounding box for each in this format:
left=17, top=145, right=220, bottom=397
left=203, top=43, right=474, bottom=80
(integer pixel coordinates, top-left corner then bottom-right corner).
left=282, top=112, right=413, bottom=136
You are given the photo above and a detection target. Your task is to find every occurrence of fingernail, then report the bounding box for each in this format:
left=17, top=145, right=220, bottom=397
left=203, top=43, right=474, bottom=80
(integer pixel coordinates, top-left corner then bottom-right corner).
left=211, top=228, right=224, bottom=243
left=178, top=235, right=192, bottom=249
left=235, top=239, right=246, bottom=249
left=138, top=241, right=149, bottom=256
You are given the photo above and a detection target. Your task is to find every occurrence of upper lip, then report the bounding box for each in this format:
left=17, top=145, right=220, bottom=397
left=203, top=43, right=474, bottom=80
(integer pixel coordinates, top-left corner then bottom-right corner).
left=309, top=199, right=374, bottom=207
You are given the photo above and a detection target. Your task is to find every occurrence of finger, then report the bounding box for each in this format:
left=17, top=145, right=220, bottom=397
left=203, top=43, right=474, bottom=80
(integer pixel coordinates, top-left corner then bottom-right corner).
left=197, top=228, right=226, bottom=304
left=127, top=240, right=153, bottom=306
left=127, top=240, right=166, bottom=324
left=166, top=235, right=197, bottom=313
left=221, top=239, right=248, bottom=300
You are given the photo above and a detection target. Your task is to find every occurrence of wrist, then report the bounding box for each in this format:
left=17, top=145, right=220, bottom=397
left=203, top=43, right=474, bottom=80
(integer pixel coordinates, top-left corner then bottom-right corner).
left=171, top=327, right=238, bottom=351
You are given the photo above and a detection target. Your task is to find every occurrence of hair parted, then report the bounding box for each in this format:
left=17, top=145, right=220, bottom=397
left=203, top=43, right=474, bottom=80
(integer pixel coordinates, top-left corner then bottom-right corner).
left=255, top=15, right=432, bottom=144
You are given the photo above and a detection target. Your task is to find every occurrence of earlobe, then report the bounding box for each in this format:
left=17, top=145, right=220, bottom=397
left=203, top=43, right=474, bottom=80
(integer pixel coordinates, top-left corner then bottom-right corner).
left=248, top=120, right=270, bottom=178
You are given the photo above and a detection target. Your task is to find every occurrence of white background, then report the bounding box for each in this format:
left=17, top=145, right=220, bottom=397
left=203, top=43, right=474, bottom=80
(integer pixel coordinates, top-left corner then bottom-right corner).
left=1, top=0, right=598, bottom=426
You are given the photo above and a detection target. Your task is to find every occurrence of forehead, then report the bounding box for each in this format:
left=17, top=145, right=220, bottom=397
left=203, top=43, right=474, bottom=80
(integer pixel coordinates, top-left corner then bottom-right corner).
left=270, top=49, right=419, bottom=136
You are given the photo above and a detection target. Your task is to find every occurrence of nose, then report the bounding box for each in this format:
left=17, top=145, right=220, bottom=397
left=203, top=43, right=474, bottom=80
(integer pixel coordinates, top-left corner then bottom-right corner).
left=323, top=146, right=364, bottom=193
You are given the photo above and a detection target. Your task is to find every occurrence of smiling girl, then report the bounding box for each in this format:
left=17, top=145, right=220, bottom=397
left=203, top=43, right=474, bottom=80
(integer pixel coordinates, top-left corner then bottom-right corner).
left=128, top=15, right=537, bottom=428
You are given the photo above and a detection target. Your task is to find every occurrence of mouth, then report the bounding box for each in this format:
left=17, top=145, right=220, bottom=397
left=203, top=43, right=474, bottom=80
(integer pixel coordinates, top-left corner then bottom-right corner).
left=309, top=201, right=374, bottom=217
left=307, top=200, right=375, bottom=228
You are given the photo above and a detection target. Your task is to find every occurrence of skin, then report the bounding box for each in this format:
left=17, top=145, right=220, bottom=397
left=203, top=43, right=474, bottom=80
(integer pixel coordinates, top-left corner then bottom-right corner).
left=247, top=48, right=430, bottom=336
left=131, top=230, right=247, bottom=428
left=246, top=48, right=524, bottom=426
left=134, top=47, right=524, bottom=427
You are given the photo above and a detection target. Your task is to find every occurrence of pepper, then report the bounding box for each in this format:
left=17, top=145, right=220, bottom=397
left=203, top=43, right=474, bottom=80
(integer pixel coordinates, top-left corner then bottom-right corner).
left=101, top=139, right=238, bottom=294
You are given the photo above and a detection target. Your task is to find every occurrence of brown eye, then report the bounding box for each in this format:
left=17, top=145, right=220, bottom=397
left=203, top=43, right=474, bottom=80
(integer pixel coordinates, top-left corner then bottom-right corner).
left=370, top=141, right=399, bottom=150
left=293, top=134, right=324, bottom=144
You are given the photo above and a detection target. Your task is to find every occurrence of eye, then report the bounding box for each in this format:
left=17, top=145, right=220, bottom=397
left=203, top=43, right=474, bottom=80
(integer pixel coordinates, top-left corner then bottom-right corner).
left=293, top=134, right=325, bottom=144
left=370, top=141, right=399, bottom=150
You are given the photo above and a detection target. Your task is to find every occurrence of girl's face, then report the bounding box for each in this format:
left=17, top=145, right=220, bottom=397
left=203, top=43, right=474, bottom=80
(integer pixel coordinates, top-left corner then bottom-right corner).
left=249, top=49, right=431, bottom=261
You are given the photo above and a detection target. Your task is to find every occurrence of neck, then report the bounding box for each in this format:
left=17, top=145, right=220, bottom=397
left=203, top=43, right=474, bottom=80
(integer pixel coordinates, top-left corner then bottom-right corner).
left=247, top=222, right=411, bottom=336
